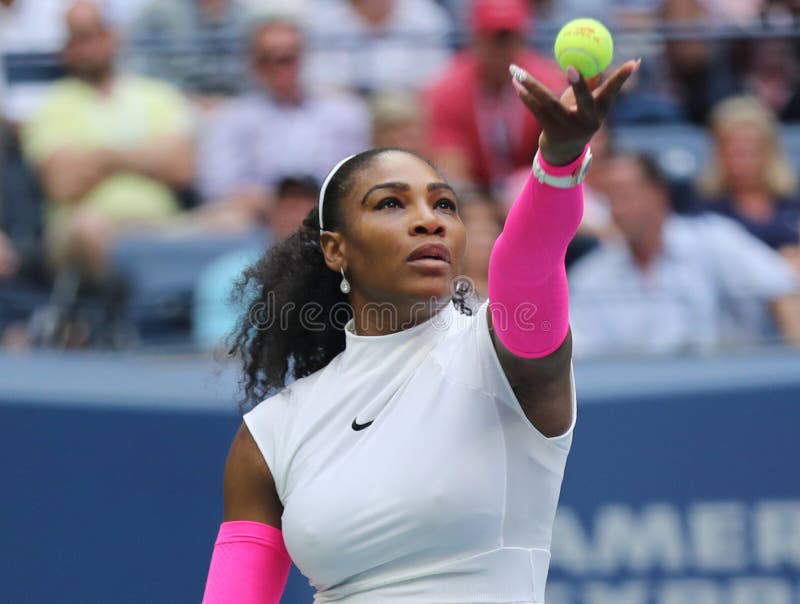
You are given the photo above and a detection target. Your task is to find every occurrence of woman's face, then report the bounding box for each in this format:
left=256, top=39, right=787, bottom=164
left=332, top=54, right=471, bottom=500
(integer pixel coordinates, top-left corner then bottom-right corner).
left=334, top=152, right=467, bottom=307
left=716, top=121, right=771, bottom=193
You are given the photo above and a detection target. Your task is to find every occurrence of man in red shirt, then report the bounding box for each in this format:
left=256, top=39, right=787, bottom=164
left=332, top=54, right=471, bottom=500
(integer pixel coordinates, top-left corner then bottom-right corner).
left=424, top=0, right=565, bottom=193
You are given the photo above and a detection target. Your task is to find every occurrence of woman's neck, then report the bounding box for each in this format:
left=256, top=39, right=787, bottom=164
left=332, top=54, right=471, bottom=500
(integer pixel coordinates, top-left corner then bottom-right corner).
left=350, top=0, right=394, bottom=28
left=349, top=296, right=447, bottom=336
left=732, top=190, right=775, bottom=221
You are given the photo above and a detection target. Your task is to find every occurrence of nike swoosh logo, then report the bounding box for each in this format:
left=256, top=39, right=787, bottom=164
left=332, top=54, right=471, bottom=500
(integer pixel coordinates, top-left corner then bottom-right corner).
left=351, top=418, right=374, bottom=431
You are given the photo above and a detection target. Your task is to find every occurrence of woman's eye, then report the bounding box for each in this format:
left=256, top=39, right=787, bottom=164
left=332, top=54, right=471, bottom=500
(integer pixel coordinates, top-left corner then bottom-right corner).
left=436, top=198, right=457, bottom=211
left=376, top=197, right=402, bottom=209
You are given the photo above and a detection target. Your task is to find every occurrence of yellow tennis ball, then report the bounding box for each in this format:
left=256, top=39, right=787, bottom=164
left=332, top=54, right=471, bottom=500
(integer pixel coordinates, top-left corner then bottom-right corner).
left=554, top=18, right=614, bottom=79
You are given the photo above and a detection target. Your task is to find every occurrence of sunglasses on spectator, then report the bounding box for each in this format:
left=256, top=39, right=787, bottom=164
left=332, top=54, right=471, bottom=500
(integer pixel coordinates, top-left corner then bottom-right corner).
left=255, top=51, right=301, bottom=68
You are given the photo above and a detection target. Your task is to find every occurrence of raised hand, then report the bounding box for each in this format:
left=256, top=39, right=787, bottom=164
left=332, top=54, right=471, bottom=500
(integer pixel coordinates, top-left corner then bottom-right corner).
left=509, top=60, right=640, bottom=165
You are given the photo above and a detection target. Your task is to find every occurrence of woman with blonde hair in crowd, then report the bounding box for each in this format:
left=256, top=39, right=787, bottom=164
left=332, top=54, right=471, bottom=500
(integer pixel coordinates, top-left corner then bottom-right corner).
left=457, top=192, right=503, bottom=300
left=696, top=95, right=800, bottom=268
left=370, top=91, right=426, bottom=157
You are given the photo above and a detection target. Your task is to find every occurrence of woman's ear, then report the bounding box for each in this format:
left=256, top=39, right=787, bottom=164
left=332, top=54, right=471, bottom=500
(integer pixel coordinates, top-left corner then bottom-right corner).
left=319, top=231, right=346, bottom=272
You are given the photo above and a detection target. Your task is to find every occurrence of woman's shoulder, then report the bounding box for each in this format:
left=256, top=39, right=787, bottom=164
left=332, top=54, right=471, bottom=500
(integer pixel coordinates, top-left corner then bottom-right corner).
left=241, top=357, right=345, bottom=503
left=244, top=356, right=342, bottom=425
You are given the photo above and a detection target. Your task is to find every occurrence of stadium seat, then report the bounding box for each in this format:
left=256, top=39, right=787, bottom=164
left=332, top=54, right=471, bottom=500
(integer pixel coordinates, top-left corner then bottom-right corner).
left=109, top=229, right=271, bottom=346
left=614, top=123, right=710, bottom=183
left=615, top=122, right=800, bottom=184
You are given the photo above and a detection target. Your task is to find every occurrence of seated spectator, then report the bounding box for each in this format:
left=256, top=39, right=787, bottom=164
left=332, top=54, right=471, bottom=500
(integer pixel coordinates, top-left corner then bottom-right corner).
left=370, top=91, right=426, bottom=156
left=660, top=0, right=739, bottom=125
left=1, top=117, right=46, bottom=275
left=763, top=0, right=800, bottom=18
left=1, top=117, right=41, bottom=349
left=0, top=227, right=23, bottom=348
left=198, top=15, right=369, bottom=227
left=732, top=38, right=800, bottom=121
left=458, top=193, right=502, bottom=301
left=424, top=0, right=564, bottom=194
left=568, top=152, right=800, bottom=358
left=0, top=230, right=18, bottom=280
left=127, top=0, right=251, bottom=108
left=193, top=175, right=318, bottom=349
left=0, top=120, right=19, bottom=280
left=21, top=0, right=195, bottom=277
left=264, top=174, right=318, bottom=243
left=305, top=0, right=452, bottom=94
left=696, top=96, right=800, bottom=256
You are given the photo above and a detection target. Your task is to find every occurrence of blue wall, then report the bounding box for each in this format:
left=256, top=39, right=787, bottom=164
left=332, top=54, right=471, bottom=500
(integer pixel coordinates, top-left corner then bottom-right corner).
left=2, top=351, right=799, bottom=603
left=547, top=385, right=800, bottom=604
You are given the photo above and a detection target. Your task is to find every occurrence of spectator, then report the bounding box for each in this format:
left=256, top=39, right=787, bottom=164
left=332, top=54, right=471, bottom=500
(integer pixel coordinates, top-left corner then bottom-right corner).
left=568, top=152, right=800, bottom=357
left=305, top=0, right=452, bottom=94
left=21, top=1, right=195, bottom=277
left=733, top=38, right=800, bottom=121
left=0, top=120, right=17, bottom=279
left=763, top=0, right=800, bottom=18
left=1, top=118, right=39, bottom=349
left=459, top=193, right=502, bottom=300
left=127, top=0, right=251, bottom=107
left=0, top=136, right=23, bottom=334
left=370, top=91, right=426, bottom=156
left=424, top=0, right=565, bottom=194
left=696, top=96, right=800, bottom=255
left=265, top=174, right=318, bottom=242
left=0, top=229, right=17, bottom=278
left=198, top=16, right=369, bottom=227
left=0, top=117, right=44, bottom=276
left=660, top=0, right=739, bottom=124
left=193, top=175, right=318, bottom=349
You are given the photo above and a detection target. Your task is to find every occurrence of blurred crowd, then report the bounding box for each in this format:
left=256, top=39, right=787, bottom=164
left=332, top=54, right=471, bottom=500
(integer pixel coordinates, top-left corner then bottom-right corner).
left=1, top=0, right=800, bottom=357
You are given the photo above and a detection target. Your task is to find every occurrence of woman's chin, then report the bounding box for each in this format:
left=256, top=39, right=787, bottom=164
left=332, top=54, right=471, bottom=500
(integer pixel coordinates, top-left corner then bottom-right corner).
left=407, top=280, right=453, bottom=303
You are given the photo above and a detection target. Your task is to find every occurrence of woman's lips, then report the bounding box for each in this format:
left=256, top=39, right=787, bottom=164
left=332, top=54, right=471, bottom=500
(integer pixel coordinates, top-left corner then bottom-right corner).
left=407, top=243, right=452, bottom=263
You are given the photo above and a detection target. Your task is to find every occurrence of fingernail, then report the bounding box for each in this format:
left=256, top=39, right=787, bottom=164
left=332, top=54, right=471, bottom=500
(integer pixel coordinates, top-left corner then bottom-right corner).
left=567, top=66, right=580, bottom=84
left=512, top=78, right=526, bottom=94
left=634, top=58, right=642, bottom=71
left=509, top=64, right=528, bottom=83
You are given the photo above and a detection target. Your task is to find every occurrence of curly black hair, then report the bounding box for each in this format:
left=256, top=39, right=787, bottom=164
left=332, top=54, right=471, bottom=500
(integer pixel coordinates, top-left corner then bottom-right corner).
left=230, top=148, right=474, bottom=412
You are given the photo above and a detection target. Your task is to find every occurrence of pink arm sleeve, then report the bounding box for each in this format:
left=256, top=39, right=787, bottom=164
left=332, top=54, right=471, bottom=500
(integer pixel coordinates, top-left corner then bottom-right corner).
left=487, top=148, right=586, bottom=358
left=202, top=521, right=292, bottom=604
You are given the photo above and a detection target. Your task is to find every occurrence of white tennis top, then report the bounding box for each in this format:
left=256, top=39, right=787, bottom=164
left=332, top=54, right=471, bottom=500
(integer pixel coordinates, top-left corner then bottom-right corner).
left=244, top=299, right=576, bottom=603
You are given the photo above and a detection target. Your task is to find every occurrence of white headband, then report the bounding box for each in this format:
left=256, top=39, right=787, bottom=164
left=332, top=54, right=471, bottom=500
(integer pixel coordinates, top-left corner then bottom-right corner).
left=318, top=154, right=357, bottom=233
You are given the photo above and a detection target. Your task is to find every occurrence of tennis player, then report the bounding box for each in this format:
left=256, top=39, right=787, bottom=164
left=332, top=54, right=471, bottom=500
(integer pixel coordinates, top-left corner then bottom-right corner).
left=202, top=59, right=638, bottom=603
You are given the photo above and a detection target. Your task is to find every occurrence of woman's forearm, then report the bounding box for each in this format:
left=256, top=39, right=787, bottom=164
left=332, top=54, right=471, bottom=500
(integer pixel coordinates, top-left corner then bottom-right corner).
left=202, top=521, right=291, bottom=604
left=487, top=150, right=586, bottom=358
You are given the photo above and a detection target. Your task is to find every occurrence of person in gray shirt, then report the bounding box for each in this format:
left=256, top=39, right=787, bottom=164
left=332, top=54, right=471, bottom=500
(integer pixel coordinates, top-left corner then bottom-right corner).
left=568, top=152, right=800, bottom=357
left=197, top=15, right=369, bottom=227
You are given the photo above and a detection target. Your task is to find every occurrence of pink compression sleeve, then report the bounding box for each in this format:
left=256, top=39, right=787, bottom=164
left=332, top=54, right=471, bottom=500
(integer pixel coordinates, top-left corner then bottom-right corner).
left=202, top=521, right=292, bottom=604
left=487, top=148, right=586, bottom=358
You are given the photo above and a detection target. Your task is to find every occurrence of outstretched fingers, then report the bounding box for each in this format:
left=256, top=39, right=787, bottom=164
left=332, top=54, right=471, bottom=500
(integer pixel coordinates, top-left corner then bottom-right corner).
left=509, top=59, right=642, bottom=157
left=567, top=67, right=598, bottom=125
left=510, top=64, right=571, bottom=127
left=594, top=59, right=641, bottom=117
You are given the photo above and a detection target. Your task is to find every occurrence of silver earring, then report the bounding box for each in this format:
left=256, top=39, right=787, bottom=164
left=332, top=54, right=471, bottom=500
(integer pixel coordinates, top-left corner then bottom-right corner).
left=339, top=268, right=350, bottom=294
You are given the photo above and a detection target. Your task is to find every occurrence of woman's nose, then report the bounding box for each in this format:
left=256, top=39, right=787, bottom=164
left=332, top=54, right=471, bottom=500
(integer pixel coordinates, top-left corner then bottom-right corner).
left=410, top=202, right=445, bottom=235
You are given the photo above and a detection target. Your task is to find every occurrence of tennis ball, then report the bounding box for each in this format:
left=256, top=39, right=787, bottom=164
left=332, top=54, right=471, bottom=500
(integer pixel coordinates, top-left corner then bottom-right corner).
left=554, top=18, right=614, bottom=79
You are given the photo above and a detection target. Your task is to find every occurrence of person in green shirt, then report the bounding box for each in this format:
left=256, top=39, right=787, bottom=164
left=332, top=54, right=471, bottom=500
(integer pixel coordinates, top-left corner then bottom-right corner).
left=22, top=0, right=195, bottom=277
